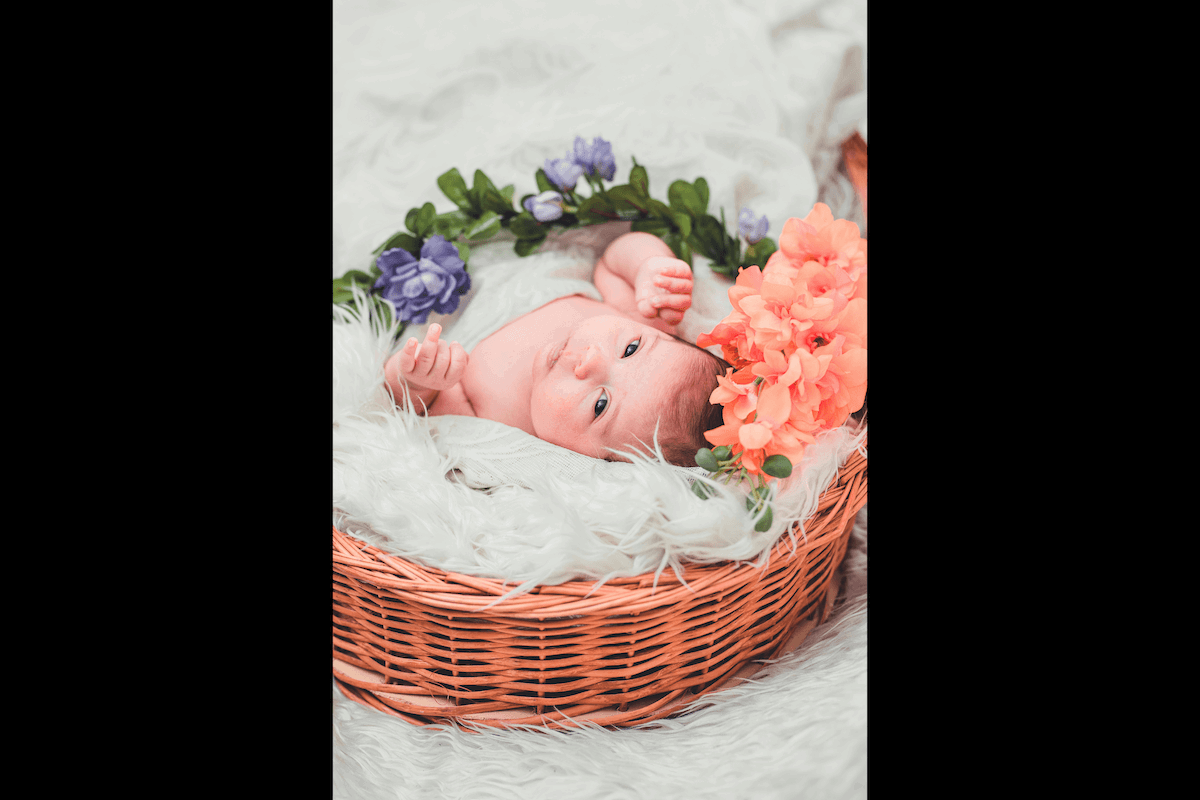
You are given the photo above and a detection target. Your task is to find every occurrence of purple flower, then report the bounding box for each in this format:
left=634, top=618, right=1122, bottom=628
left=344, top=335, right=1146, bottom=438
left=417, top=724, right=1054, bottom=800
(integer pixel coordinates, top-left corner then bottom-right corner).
left=738, top=207, right=769, bottom=244
left=571, top=136, right=616, bottom=181
left=373, top=234, right=470, bottom=324
left=543, top=157, right=583, bottom=191
left=523, top=190, right=564, bottom=222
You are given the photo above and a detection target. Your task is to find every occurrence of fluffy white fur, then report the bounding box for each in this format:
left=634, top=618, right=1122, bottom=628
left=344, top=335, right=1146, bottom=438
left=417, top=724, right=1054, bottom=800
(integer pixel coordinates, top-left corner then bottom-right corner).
left=333, top=295, right=863, bottom=596
left=333, top=0, right=867, bottom=795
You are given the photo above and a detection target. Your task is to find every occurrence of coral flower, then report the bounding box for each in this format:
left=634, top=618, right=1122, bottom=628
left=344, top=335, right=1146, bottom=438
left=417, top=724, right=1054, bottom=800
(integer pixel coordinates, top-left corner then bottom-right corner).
left=698, top=202, right=867, bottom=481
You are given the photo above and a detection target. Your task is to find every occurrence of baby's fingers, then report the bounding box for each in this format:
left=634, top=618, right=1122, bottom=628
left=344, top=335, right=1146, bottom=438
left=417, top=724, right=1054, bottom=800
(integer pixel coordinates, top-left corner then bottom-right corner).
left=658, top=308, right=685, bottom=326
left=398, top=336, right=420, bottom=374
left=446, top=342, right=468, bottom=382
left=412, top=324, right=442, bottom=376
left=652, top=293, right=692, bottom=313
left=653, top=274, right=693, bottom=295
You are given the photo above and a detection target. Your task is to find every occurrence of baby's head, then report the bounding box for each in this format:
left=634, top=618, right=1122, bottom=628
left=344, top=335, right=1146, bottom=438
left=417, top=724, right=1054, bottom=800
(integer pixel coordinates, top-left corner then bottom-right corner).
left=529, top=314, right=730, bottom=467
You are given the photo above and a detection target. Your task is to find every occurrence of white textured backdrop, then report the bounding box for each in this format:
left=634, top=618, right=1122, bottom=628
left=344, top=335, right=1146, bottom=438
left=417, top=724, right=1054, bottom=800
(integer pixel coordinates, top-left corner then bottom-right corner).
left=333, top=1, right=868, bottom=797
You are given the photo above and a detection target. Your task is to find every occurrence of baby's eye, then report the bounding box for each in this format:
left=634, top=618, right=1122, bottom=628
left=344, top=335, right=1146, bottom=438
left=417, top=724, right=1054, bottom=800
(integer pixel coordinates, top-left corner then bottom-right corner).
left=594, top=390, right=609, bottom=417
left=623, top=339, right=640, bottom=358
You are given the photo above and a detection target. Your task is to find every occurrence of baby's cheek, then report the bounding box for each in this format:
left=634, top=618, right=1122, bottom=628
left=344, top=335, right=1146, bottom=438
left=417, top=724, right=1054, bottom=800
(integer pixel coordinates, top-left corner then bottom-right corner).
left=531, top=385, right=583, bottom=447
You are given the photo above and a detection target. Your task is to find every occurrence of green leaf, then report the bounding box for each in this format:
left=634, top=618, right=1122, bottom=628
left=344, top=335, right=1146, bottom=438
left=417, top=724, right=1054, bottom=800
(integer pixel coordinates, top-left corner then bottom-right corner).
left=432, top=210, right=470, bottom=240
left=472, top=170, right=511, bottom=214
left=761, top=455, right=793, bottom=478
left=662, top=231, right=693, bottom=267
left=437, top=168, right=472, bottom=212
left=415, top=202, right=436, bottom=238
left=629, top=164, right=649, bottom=197
left=499, top=184, right=515, bottom=204
left=453, top=241, right=470, bottom=262
left=606, top=184, right=651, bottom=214
left=712, top=446, right=732, bottom=461
left=514, top=236, right=545, bottom=256
left=340, top=269, right=376, bottom=287
left=667, top=180, right=703, bottom=216
left=535, top=168, right=555, bottom=194
left=575, top=194, right=617, bottom=225
left=464, top=210, right=502, bottom=240
left=630, top=219, right=670, bottom=237
left=405, top=207, right=420, bottom=235
left=695, top=448, right=719, bottom=472
left=754, top=505, right=774, bottom=532
left=689, top=215, right=726, bottom=261
left=693, top=177, right=709, bottom=213
left=375, top=231, right=421, bottom=257
left=691, top=481, right=714, bottom=500
left=670, top=211, right=692, bottom=240
left=743, top=237, right=777, bottom=268
left=507, top=211, right=544, bottom=240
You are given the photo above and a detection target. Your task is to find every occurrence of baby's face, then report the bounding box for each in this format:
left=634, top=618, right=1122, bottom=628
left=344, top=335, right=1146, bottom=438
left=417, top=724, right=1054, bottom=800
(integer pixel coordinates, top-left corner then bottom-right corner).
left=529, top=314, right=694, bottom=460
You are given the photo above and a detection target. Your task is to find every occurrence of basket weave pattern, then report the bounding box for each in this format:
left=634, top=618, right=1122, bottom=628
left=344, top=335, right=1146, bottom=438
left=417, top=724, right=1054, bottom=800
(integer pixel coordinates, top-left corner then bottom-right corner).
left=333, top=445, right=866, bottom=729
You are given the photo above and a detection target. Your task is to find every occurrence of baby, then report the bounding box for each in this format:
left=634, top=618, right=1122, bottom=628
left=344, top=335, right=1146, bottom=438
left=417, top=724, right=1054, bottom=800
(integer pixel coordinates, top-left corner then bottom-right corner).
left=382, top=232, right=729, bottom=466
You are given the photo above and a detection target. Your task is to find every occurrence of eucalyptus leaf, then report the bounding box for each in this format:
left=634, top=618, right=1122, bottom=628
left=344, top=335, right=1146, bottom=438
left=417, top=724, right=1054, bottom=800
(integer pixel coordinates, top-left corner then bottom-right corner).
left=691, top=481, right=713, bottom=500
left=437, top=168, right=472, bottom=212
left=514, top=236, right=545, bottom=256
left=695, top=448, right=719, bottom=472
left=761, top=454, right=793, bottom=478
left=754, top=505, right=774, bottom=532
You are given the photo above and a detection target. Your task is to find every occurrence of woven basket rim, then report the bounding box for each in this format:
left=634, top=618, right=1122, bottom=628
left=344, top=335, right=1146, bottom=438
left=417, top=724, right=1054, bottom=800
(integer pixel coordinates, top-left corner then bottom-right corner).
left=333, top=440, right=866, bottom=612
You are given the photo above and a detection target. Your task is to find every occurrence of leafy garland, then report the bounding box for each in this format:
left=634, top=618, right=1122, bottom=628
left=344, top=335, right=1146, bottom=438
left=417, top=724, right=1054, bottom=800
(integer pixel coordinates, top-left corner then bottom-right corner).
left=332, top=138, right=777, bottom=340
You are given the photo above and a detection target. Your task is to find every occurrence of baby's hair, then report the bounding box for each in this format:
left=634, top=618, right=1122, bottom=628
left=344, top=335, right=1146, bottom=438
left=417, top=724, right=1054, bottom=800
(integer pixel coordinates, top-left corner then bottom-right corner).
left=659, top=335, right=731, bottom=468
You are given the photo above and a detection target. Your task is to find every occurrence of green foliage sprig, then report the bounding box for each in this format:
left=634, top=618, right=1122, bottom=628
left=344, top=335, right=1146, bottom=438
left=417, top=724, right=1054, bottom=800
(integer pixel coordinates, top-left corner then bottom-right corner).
left=334, top=144, right=779, bottom=330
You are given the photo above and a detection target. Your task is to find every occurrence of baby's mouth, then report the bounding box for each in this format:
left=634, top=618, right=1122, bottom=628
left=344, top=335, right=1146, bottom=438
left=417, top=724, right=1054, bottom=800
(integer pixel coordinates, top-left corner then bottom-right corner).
left=548, top=340, right=566, bottom=370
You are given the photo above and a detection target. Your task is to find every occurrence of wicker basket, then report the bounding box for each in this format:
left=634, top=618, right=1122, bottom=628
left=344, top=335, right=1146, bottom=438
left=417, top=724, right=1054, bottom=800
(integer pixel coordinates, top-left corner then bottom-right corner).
left=333, top=442, right=866, bottom=730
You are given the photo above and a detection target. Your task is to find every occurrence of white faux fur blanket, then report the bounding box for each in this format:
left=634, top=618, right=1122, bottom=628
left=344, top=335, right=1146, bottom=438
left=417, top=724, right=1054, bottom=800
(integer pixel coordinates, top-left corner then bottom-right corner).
left=333, top=0, right=867, bottom=796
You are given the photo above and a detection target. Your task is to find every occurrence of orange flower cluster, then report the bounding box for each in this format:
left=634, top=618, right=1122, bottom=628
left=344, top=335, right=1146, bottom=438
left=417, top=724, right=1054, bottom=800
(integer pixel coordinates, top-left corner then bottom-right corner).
left=696, top=203, right=867, bottom=475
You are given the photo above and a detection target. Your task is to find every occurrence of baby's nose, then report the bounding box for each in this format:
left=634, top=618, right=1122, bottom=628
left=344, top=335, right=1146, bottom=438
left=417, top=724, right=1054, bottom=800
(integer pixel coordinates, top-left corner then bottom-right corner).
left=573, top=346, right=603, bottom=379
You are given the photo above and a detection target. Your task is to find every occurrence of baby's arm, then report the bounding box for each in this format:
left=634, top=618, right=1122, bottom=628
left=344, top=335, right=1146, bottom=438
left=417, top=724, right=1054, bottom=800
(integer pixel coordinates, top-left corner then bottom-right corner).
left=593, top=232, right=693, bottom=334
left=382, top=323, right=468, bottom=413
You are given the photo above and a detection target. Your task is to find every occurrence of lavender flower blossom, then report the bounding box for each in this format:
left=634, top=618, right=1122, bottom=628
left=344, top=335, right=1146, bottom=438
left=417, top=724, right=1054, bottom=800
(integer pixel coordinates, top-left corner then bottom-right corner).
left=523, top=190, right=564, bottom=222
left=571, top=135, right=616, bottom=181
left=543, top=157, right=583, bottom=191
left=373, top=234, right=470, bottom=324
left=738, top=207, right=769, bottom=244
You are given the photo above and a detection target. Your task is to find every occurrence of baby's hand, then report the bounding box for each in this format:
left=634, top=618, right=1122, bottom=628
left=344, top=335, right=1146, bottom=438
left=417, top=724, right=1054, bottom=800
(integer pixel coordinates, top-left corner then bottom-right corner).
left=634, top=256, right=693, bottom=327
left=397, top=323, right=468, bottom=392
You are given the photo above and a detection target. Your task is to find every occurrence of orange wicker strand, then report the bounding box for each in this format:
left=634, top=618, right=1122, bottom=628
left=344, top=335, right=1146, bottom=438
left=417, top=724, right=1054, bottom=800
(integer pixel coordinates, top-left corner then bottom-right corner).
left=333, top=440, right=867, bottom=730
